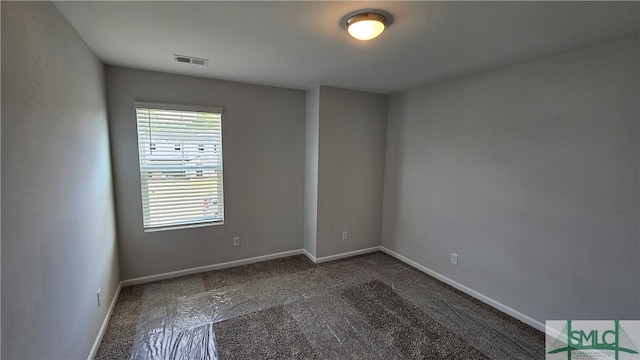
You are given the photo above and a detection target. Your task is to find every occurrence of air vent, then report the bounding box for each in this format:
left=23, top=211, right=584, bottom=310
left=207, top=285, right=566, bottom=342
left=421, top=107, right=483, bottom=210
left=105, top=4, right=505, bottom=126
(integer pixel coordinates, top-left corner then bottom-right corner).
left=173, top=54, right=209, bottom=66
left=191, top=58, right=207, bottom=66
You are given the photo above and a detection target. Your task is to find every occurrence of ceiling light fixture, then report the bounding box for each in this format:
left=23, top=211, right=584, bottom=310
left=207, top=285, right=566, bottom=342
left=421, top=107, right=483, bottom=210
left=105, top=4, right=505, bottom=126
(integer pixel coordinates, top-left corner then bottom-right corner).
left=346, top=12, right=387, bottom=41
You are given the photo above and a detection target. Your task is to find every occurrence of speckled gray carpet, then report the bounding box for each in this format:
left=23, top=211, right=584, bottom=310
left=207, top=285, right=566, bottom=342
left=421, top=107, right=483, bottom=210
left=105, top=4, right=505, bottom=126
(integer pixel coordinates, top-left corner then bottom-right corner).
left=214, top=305, right=318, bottom=360
left=95, top=253, right=544, bottom=360
left=342, top=280, right=489, bottom=359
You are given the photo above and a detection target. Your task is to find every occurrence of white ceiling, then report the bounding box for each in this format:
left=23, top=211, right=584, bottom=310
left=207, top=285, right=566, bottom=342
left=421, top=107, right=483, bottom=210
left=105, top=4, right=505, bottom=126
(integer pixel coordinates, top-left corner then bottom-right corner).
left=53, top=1, right=639, bottom=94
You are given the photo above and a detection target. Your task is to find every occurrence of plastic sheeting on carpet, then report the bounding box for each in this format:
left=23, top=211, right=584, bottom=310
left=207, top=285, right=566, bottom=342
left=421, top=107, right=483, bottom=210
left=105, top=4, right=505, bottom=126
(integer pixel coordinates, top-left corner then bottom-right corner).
left=97, top=253, right=544, bottom=360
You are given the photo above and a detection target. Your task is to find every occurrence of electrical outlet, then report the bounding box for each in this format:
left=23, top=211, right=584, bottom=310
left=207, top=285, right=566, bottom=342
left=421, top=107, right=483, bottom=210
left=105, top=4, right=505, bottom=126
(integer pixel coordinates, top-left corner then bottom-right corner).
left=342, top=231, right=348, bottom=240
left=451, top=253, right=458, bottom=265
left=96, top=289, right=101, bottom=308
left=233, top=237, right=240, bottom=247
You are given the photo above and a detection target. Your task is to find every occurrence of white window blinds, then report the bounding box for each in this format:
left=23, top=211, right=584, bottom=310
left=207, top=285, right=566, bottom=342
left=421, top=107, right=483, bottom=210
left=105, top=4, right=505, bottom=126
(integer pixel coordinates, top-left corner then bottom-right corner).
left=135, top=102, right=224, bottom=230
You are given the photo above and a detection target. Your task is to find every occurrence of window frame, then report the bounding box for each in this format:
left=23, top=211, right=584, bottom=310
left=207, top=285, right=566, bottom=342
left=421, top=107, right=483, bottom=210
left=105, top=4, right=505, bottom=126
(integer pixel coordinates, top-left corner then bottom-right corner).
left=134, top=101, right=225, bottom=232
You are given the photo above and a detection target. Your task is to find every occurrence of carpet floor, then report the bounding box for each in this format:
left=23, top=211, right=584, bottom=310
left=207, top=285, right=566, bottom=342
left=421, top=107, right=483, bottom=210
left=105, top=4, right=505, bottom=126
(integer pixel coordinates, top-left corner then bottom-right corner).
left=95, top=252, right=544, bottom=359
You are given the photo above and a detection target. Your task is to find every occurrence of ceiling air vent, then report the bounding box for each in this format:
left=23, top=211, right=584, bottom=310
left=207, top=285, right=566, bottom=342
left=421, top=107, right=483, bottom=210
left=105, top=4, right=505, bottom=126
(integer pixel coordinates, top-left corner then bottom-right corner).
left=173, top=54, right=209, bottom=66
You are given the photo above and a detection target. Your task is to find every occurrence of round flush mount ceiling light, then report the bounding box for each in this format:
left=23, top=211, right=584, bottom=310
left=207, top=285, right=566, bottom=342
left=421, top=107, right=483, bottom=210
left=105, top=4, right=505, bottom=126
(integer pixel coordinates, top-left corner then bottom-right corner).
left=346, top=12, right=387, bottom=41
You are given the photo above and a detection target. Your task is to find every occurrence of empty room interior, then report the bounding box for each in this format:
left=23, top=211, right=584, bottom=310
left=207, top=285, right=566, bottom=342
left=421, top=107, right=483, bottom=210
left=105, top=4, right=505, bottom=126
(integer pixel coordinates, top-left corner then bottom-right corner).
left=2, top=1, right=639, bottom=359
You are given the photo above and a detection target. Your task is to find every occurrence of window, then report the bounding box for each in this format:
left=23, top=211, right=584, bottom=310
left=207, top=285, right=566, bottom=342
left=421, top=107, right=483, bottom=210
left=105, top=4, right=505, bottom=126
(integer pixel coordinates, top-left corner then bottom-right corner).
left=135, top=102, right=224, bottom=230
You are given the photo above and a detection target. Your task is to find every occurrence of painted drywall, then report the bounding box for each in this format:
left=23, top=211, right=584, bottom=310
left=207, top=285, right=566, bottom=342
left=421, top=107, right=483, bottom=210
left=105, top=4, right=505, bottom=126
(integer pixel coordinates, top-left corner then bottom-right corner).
left=304, top=87, right=320, bottom=257
left=1, top=2, right=119, bottom=359
left=383, top=36, right=640, bottom=323
left=315, top=86, right=387, bottom=258
left=106, top=67, right=305, bottom=280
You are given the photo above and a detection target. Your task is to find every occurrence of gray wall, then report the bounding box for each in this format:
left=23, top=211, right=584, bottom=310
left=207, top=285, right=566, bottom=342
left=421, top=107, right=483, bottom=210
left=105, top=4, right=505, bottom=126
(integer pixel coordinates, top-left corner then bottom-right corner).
left=106, top=67, right=305, bottom=280
left=383, top=36, right=640, bottom=323
left=316, top=86, right=387, bottom=258
left=304, top=87, right=320, bottom=257
left=1, top=2, right=119, bottom=359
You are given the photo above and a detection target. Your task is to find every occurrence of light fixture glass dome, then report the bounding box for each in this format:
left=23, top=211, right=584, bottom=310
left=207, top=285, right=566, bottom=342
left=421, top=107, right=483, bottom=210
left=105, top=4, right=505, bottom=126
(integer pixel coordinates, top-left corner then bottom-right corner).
left=346, top=12, right=387, bottom=41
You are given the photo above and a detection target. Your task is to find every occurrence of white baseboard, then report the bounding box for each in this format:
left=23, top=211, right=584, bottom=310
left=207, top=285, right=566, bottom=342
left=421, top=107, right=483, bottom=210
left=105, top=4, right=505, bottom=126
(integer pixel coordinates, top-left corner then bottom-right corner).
left=302, top=249, right=316, bottom=263
left=380, top=246, right=545, bottom=332
left=87, top=282, right=122, bottom=360
left=121, top=249, right=303, bottom=287
left=305, top=246, right=381, bottom=264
